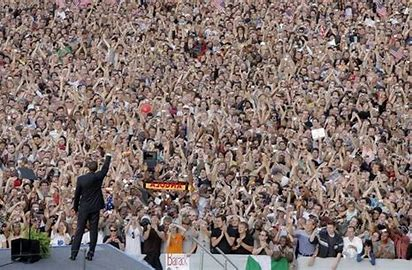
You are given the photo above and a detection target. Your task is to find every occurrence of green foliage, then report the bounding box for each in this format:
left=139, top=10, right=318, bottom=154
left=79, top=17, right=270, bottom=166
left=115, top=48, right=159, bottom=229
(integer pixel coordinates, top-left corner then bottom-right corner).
left=23, top=228, right=51, bottom=258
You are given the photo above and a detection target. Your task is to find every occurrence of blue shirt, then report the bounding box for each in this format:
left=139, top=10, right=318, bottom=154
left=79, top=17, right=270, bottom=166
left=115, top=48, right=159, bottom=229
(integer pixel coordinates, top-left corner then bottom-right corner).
left=295, top=229, right=316, bottom=256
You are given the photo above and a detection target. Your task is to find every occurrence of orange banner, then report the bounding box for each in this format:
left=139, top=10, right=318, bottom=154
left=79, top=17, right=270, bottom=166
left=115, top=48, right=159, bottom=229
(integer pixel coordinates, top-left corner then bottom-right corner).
left=144, top=182, right=188, bottom=191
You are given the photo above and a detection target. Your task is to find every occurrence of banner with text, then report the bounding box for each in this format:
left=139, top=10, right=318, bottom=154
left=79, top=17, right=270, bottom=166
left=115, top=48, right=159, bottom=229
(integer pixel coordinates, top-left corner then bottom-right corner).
left=144, top=182, right=188, bottom=191
left=165, top=253, right=190, bottom=270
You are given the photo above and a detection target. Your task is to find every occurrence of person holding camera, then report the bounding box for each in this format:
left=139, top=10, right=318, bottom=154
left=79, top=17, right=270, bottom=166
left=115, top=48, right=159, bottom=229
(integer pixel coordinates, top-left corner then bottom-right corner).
left=124, top=216, right=143, bottom=260
left=142, top=216, right=164, bottom=270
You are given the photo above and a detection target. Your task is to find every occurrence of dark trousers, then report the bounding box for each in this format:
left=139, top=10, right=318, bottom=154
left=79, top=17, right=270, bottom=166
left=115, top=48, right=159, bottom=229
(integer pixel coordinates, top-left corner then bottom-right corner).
left=144, top=253, right=162, bottom=270
left=71, top=210, right=100, bottom=257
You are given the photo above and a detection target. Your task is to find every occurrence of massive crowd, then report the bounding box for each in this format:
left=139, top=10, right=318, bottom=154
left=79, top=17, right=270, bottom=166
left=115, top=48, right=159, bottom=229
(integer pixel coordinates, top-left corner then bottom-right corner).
left=0, top=0, right=411, bottom=269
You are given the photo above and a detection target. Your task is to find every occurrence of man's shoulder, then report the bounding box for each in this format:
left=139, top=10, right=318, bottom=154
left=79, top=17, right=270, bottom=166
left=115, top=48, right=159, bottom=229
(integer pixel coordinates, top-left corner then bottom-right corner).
left=211, top=228, right=221, bottom=236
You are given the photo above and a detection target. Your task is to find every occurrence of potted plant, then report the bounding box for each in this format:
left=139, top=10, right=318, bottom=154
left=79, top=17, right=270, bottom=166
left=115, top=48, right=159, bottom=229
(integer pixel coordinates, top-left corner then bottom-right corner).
left=23, top=228, right=51, bottom=258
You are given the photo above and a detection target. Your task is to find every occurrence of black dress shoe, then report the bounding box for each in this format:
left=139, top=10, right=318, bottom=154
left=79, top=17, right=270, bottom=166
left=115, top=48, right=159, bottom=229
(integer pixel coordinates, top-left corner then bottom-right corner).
left=69, top=255, right=76, bottom=261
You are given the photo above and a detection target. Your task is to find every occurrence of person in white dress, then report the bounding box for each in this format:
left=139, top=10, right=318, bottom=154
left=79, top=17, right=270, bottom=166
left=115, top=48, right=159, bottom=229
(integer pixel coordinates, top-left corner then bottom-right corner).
left=124, top=216, right=143, bottom=260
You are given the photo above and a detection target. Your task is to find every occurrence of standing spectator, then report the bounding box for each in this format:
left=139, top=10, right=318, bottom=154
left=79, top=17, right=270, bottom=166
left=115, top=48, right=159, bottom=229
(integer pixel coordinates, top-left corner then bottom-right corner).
left=357, top=239, right=376, bottom=265
left=211, top=215, right=235, bottom=254
left=142, top=217, right=164, bottom=270
left=50, top=216, right=71, bottom=247
left=310, top=221, right=343, bottom=270
left=124, top=216, right=143, bottom=260
left=375, top=229, right=396, bottom=259
left=195, top=219, right=210, bottom=254
left=293, top=218, right=317, bottom=257
left=232, top=221, right=254, bottom=254
left=181, top=217, right=198, bottom=254
left=272, top=235, right=294, bottom=263
left=166, top=224, right=184, bottom=254
left=103, top=225, right=125, bottom=251
left=252, top=229, right=273, bottom=256
left=343, top=226, right=363, bottom=258
left=0, top=223, right=7, bottom=248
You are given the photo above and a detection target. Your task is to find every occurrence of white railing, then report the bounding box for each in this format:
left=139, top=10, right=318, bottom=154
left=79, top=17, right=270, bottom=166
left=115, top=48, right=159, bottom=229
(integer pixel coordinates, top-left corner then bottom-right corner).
left=160, top=254, right=412, bottom=270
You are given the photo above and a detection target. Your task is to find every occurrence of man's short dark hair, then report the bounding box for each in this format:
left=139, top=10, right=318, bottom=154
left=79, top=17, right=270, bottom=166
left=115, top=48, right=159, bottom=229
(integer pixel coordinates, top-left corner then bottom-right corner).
left=86, top=160, right=98, bottom=172
left=326, top=220, right=335, bottom=227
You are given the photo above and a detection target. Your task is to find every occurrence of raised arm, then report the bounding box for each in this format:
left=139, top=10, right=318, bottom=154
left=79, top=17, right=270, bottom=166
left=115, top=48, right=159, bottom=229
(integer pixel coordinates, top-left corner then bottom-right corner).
left=95, top=154, right=112, bottom=180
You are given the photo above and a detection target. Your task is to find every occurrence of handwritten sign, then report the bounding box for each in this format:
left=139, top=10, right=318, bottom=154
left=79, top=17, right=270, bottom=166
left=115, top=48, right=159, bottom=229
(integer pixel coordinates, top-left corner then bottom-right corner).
left=311, top=128, right=326, bottom=140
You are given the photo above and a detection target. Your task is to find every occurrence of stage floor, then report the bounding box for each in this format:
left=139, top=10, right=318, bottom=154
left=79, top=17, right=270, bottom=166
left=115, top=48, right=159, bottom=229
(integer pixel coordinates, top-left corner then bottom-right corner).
left=0, top=244, right=153, bottom=270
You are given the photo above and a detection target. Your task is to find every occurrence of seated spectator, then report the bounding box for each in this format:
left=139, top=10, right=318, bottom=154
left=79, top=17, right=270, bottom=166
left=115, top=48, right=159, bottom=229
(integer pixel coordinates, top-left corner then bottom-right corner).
left=357, top=239, right=376, bottom=265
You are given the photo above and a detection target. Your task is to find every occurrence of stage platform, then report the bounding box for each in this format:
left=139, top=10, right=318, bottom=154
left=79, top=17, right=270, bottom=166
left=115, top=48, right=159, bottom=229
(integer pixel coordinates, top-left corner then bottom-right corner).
left=0, top=244, right=153, bottom=270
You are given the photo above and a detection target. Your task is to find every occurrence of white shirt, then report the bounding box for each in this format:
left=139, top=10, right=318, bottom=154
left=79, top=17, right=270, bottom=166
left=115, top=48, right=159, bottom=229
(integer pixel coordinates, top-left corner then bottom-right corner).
left=50, top=231, right=70, bottom=247
left=343, top=236, right=363, bottom=258
left=81, top=230, right=104, bottom=245
left=0, top=234, right=7, bottom=249
left=124, top=226, right=142, bottom=259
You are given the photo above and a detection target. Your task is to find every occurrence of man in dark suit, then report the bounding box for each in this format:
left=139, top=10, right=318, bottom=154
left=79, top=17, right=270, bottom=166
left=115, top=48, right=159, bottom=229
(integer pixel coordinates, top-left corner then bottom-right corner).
left=70, top=153, right=112, bottom=261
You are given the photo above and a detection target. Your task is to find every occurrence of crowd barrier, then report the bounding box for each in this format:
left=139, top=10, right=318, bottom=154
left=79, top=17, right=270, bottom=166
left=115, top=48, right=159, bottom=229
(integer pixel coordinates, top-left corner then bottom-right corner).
left=159, top=253, right=411, bottom=270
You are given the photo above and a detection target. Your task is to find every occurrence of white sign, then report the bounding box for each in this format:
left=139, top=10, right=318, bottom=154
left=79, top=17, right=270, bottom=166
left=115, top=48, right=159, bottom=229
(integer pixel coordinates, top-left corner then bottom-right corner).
left=165, top=254, right=190, bottom=270
left=311, top=128, right=326, bottom=140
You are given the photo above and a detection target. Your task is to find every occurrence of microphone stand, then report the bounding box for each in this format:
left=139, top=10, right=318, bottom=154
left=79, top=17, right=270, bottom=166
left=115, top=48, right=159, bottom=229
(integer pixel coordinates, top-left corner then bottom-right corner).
left=27, top=199, right=34, bottom=263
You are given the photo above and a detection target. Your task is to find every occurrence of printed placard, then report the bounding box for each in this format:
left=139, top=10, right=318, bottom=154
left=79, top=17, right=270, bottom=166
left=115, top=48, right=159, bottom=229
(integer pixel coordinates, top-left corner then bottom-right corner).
left=144, top=182, right=188, bottom=191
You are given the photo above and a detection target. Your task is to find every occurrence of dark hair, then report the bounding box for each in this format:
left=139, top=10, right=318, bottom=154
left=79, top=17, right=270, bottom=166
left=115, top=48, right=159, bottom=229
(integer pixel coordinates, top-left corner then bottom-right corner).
left=364, top=239, right=373, bottom=247
left=347, top=225, right=356, bottom=232
left=86, top=160, right=98, bottom=172
left=216, top=215, right=226, bottom=222
left=326, top=220, right=335, bottom=227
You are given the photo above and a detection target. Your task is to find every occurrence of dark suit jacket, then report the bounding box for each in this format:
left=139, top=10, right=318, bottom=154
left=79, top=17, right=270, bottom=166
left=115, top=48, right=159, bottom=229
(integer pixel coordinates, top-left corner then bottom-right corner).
left=73, top=155, right=111, bottom=214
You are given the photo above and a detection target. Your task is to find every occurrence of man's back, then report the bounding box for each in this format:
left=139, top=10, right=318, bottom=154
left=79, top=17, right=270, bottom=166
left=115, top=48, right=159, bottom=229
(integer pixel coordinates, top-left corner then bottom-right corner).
left=73, top=155, right=111, bottom=214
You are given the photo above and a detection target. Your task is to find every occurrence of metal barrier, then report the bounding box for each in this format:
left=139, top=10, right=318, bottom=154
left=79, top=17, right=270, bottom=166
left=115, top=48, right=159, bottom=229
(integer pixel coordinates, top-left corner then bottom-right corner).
left=190, top=237, right=225, bottom=269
